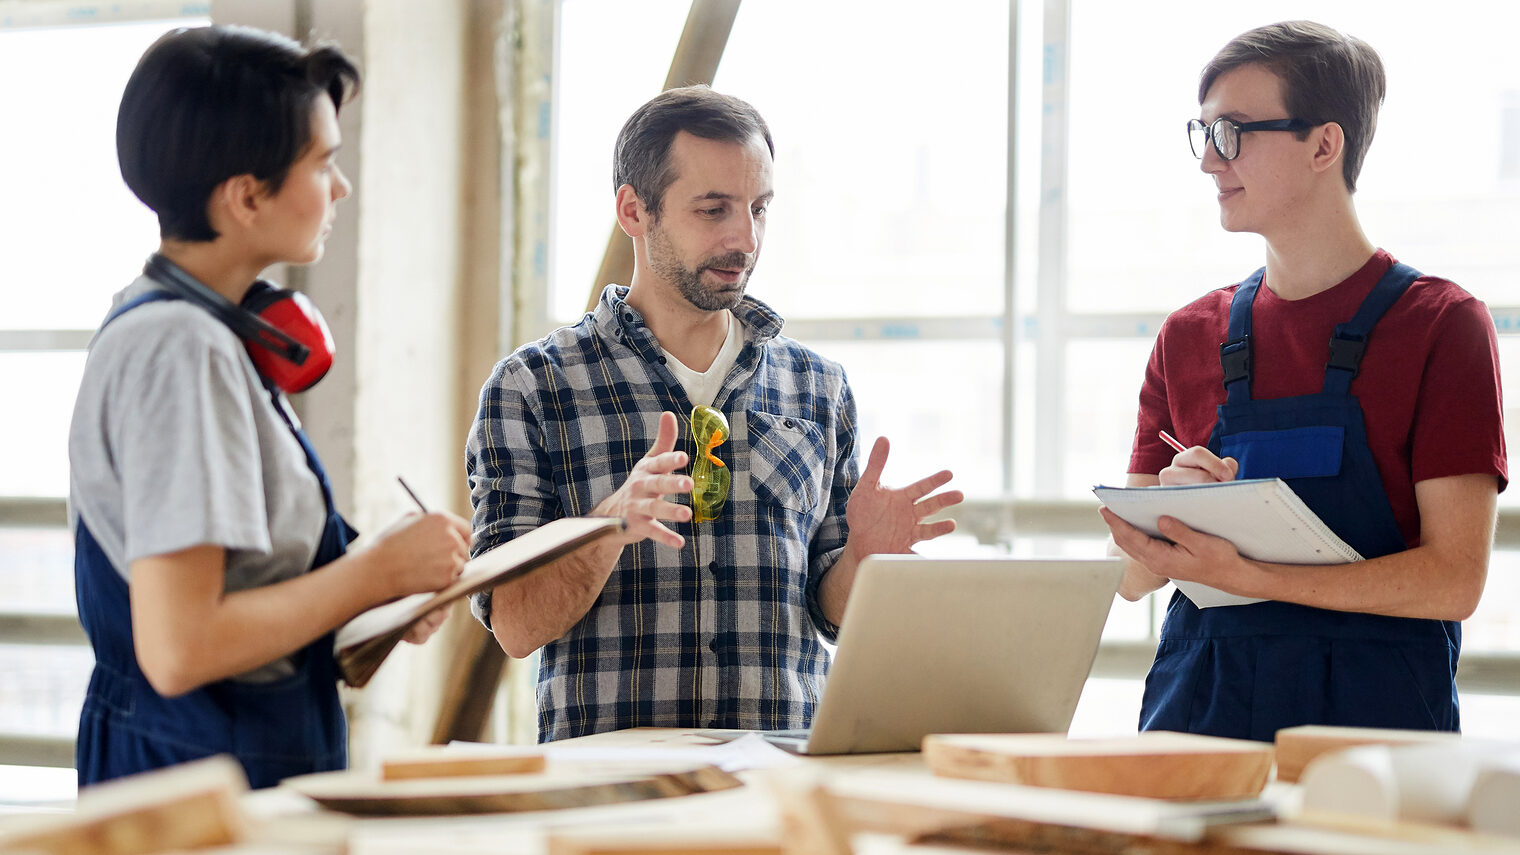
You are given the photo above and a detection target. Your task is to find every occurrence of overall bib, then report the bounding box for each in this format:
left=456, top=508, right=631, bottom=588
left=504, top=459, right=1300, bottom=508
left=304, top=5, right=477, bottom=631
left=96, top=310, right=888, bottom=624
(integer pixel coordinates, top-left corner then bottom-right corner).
left=1138, top=264, right=1461, bottom=742
left=75, top=290, right=358, bottom=789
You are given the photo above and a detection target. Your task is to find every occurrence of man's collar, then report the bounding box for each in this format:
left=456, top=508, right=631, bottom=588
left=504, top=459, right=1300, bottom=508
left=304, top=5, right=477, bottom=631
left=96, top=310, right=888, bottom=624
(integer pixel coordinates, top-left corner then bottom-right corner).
left=593, top=284, right=785, bottom=345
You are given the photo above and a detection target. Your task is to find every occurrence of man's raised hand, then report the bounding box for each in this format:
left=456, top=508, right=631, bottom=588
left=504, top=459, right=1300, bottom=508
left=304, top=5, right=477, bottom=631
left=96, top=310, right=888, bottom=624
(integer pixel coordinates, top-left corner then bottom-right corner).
left=594, top=411, right=692, bottom=549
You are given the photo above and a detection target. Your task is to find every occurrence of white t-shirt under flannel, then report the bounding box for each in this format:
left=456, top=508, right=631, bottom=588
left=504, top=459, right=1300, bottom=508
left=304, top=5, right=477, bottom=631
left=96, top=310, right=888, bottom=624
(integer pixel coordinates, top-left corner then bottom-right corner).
left=467, top=285, right=858, bottom=741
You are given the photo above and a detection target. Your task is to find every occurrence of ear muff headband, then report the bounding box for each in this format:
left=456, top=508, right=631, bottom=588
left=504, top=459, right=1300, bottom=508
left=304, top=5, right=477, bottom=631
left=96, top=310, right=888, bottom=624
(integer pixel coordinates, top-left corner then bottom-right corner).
left=142, top=254, right=334, bottom=393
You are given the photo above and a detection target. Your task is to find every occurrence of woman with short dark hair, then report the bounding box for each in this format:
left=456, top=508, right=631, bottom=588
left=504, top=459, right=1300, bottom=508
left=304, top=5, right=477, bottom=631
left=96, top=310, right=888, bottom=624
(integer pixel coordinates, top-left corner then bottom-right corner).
left=68, top=25, right=471, bottom=789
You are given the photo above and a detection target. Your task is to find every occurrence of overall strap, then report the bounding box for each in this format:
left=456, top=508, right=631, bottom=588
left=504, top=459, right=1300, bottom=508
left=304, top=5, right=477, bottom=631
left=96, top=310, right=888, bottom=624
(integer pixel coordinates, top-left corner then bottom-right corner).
left=101, top=288, right=355, bottom=547
left=1322, top=262, right=1423, bottom=397
left=1220, top=268, right=1264, bottom=405
left=99, top=290, right=180, bottom=332
left=252, top=378, right=359, bottom=558
left=258, top=375, right=341, bottom=516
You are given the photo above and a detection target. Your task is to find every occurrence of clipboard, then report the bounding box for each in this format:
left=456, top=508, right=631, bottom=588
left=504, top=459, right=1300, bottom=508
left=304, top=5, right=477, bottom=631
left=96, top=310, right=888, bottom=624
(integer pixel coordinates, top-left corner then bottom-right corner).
left=334, top=516, right=625, bottom=686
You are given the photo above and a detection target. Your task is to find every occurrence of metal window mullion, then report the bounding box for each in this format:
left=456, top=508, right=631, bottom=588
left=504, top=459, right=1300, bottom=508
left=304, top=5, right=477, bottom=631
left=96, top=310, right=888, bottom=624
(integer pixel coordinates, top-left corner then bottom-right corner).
left=0, top=330, right=92, bottom=351
left=1033, top=0, right=1070, bottom=498
left=779, top=316, right=1002, bottom=342
left=508, top=0, right=558, bottom=351
left=0, top=1, right=207, bottom=30
left=1001, top=0, right=1020, bottom=495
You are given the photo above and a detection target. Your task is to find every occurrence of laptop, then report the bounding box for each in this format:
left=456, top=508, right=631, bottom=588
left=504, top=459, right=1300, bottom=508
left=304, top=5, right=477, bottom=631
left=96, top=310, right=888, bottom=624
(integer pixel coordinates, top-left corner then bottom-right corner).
left=763, top=555, right=1122, bottom=755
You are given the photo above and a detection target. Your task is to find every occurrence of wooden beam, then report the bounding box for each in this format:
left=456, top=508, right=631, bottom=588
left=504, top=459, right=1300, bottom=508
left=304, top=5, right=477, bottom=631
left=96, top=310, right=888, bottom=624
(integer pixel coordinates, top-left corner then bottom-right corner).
left=587, top=0, right=744, bottom=312
left=430, top=604, right=509, bottom=744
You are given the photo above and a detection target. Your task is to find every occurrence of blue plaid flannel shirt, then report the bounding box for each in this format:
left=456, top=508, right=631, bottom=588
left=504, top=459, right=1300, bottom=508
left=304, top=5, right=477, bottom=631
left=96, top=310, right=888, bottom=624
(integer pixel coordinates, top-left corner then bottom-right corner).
left=467, top=285, right=858, bottom=742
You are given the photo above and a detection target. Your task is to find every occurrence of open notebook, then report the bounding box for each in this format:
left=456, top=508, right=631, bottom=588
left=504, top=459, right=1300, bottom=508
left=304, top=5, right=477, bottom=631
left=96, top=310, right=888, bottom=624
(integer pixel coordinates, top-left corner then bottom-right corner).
left=334, top=516, right=624, bottom=687
left=1093, top=478, right=1362, bottom=608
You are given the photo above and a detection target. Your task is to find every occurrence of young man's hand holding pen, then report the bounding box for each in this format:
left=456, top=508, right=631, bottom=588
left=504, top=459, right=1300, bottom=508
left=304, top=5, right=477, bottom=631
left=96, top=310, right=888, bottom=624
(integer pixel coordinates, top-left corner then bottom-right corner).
left=1158, top=430, right=1239, bottom=485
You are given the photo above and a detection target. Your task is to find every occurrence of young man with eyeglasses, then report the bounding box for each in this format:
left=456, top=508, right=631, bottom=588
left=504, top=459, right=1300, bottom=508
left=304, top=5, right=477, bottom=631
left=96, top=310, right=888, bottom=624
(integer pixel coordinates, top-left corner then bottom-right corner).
left=466, top=86, right=963, bottom=742
left=1102, top=21, right=1505, bottom=741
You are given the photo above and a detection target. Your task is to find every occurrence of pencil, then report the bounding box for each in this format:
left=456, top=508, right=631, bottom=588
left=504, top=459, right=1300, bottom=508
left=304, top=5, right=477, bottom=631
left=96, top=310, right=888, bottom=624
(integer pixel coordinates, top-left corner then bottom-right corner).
left=1158, top=430, right=1189, bottom=454
left=397, top=476, right=430, bottom=513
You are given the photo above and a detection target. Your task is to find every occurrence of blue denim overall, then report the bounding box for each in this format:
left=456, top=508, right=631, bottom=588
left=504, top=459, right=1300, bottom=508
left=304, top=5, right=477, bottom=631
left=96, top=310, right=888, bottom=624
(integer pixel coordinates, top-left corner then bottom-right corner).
left=1139, top=263, right=1460, bottom=742
left=74, top=290, right=357, bottom=789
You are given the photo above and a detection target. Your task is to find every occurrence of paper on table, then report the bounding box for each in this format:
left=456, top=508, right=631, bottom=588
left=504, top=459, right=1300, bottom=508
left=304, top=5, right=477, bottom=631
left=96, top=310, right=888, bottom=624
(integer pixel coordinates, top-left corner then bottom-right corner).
left=1094, top=478, right=1361, bottom=609
left=334, top=516, right=624, bottom=687
left=541, top=734, right=803, bottom=773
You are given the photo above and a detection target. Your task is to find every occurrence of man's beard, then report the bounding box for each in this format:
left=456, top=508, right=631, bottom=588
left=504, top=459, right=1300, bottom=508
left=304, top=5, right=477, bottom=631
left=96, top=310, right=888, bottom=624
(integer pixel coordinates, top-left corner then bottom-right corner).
left=648, top=223, right=755, bottom=312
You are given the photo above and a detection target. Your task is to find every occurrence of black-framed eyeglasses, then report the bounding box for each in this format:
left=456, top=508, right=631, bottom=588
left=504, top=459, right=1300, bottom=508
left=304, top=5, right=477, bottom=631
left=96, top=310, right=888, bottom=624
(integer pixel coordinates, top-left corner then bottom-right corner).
left=1187, top=117, right=1313, bottom=161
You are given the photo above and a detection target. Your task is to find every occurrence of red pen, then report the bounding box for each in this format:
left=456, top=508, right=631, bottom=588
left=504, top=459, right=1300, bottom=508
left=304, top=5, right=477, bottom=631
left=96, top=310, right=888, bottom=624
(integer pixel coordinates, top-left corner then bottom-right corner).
left=1158, top=430, right=1188, bottom=454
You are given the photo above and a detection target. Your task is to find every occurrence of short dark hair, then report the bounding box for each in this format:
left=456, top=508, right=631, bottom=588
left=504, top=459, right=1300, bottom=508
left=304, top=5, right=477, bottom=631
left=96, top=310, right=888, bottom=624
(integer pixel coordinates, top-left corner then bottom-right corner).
left=1199, top=20, right=1385, bottom=192
left=117, top=25, right=361, bottom=241
left=612, top=85, right=773, bottom=217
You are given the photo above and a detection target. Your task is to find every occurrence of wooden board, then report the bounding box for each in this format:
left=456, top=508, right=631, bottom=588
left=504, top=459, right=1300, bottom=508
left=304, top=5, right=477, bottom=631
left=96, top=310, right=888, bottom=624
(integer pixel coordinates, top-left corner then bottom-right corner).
left=381, top=746, right=546, bottom=780
left=282, top=762, right=742, bottom=816
left=827, top=770, right=1520, bottom=855
left=1274, top=725, right=1461, bottom=784
left=766, top=776, right=853, bottom=855
left=0, top=755, right=248, bottom=855
left=919, top=816, right=1520, bottom=855
left=924, top=731, right=1273, bottom=800
left=545, top=826, right=780, bottom=855
left=828, top=768, right=1272, bottom=843
left=1284, top=809, right=1520, bottom=854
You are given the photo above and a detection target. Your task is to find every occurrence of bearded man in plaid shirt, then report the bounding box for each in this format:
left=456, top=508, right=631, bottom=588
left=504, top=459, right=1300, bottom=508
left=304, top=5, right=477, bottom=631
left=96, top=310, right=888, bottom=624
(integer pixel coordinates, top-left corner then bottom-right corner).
left=467, top=86, right=963, bottom=742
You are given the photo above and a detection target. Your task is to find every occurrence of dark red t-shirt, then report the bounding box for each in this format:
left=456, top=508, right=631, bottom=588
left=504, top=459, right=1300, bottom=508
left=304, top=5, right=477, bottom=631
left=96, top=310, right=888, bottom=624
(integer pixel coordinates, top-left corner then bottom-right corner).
left=1129, top=250, right=1507, bottom=548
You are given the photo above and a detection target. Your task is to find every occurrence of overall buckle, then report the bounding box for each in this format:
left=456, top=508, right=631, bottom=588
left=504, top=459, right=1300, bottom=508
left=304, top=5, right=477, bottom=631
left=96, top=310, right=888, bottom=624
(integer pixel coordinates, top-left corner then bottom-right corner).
left=1220, top=336, right=1251, bottom=385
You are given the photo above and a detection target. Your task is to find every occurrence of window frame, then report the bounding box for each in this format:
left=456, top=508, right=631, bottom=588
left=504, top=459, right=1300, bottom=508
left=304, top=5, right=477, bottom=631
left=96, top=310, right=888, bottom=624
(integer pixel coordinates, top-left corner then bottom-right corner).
left=0, top=0, right=212, bottom=770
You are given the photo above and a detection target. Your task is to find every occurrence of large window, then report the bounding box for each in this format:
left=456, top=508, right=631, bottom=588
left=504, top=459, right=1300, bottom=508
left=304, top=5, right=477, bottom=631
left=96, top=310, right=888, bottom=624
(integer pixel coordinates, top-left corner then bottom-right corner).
left=3, top=1, right=1516, bottom=780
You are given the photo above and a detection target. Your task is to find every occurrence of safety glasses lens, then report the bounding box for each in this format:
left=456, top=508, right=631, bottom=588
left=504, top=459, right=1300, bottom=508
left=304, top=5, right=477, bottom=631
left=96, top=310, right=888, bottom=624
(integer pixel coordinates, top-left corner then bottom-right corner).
left=689, top=406, right=730, bottom=523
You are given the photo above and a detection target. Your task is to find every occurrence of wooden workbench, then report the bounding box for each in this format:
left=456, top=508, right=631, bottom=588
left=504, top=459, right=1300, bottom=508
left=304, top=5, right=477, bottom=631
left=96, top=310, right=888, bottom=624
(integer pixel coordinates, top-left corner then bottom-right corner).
left=10, top=728, right=1520, bottom=854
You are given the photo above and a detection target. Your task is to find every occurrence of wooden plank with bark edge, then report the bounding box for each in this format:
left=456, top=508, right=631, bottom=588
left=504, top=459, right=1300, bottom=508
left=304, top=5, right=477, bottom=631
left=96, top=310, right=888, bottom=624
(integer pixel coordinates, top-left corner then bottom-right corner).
left=1274, top=725, right=1461, bottom=784
left=282, top=763, right=742, bottom=816
left=924, top=731, right=1272, bottom=800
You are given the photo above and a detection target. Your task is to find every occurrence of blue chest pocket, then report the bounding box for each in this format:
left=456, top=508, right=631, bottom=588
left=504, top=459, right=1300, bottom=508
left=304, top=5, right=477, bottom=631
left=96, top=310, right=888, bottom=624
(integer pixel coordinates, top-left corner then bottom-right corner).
left=1221, top=425, right=1344, bottom=480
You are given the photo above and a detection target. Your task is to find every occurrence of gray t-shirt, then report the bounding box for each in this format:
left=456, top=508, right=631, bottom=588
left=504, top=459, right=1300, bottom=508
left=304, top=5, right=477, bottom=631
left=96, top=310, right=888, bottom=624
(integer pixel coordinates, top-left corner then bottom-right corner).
left=68, top=276, right=328, bottom=681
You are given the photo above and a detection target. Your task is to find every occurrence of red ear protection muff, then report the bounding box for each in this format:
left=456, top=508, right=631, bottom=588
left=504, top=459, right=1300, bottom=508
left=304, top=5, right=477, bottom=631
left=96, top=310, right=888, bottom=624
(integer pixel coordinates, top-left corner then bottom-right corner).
left=239, top=283, right=335, bottom=393
left=143, top=254, right=336, bottom=394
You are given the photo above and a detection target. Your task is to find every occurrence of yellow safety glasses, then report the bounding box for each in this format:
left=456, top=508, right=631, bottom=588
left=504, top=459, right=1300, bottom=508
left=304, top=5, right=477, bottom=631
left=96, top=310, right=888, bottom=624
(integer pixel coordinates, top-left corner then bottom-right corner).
left=689, top=405, right=730, bottom=523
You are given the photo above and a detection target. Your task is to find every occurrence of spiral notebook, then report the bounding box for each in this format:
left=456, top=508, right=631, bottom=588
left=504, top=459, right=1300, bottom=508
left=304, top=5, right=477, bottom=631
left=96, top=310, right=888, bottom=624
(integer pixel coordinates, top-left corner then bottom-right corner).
left=1093, top=478, right=1362, bottom=608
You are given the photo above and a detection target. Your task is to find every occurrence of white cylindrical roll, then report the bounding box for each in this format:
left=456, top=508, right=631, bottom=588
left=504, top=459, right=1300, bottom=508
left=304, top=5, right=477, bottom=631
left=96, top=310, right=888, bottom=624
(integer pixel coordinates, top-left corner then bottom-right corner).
left=1300, top=741, right=1520, bottom=829
left=1468, top=756, right=1520, bottom=838
left=1299, top=744, right=1400, bottom=820
left=1384, top=743, right=1484, bottom=825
